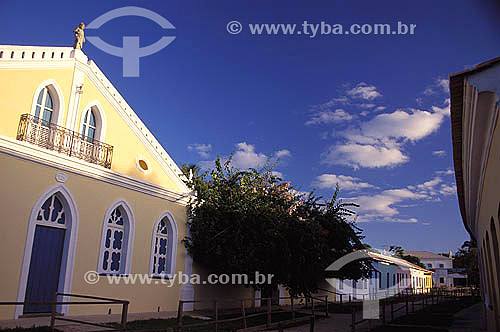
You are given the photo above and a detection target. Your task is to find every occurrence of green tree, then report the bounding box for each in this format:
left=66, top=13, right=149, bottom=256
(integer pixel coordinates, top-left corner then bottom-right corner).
left=183, top=157, right=371, bottom=296
left=453, top=240, right=480, bottom=287
left=389, top=245, right=426, bottom=269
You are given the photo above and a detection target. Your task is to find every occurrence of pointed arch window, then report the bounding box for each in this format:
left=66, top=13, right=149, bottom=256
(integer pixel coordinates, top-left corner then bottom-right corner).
left=99, top=204, right=133, bottom=275
left=81, top=109, right=96, bottom=142
left=34, top=87, right=54, bottom=126
left=150, top=213, right=178, bottom=277
left=37, top=194, right=66, bottom=227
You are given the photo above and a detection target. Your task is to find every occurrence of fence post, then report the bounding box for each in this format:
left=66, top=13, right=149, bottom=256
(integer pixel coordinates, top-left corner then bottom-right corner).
left=50, top=292, right=57, bottom=330
left=381, top=299, right=385, bottom=325
left=120, top=302, right=129, bottom=331
left=176, top=300, right=183, bottom=332
left=390, top=301, right=394, bottom=322
left=267, top=298, right=272, bottom=328
left=324, top=295, right=329, bottom=317
left=291, top=296, right=296, bottom=321
left=310, top=316, right=315, bottom=332
left=405, top=295, right=408, bottom=315
left=279, top=322, right=284, bottom=332
left=311, top=297, right=315, bottom=317
left=412, top=296, right=415, bottom=313
left=351, top=306, right=356, bottom=332
left=214, top=300, right=219, bottom=332
left=241, top=299, right=247, bottom=329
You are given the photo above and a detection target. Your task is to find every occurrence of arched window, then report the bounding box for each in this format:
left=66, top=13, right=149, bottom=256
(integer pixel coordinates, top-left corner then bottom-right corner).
left=81, top=109, right=96, bottom=142
left=150, top=212, right=178, bottom=277
left=99, top=202, right=134, bottom=275
left=34, top=87, right=54, bottom=125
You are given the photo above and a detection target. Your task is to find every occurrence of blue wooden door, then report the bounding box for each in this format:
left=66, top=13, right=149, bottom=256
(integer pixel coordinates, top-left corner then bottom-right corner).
left=24, top=225, right=65, bottom=314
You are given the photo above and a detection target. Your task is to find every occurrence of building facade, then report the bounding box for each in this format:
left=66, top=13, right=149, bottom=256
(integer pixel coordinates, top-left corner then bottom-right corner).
left=450, top=56, right=500, bottom=332
left=405, top=250, right=458, bottom=287
left=327, top=251, right=432, bottom=301
left=0, top=45, right=198, bottom=319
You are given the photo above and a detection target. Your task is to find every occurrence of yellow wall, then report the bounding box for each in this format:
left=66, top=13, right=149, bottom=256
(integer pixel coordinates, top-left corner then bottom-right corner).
left=0, top=153, right=189, bottom=318
left=76, top=75, right=181, bottom=191
left=0, top=69, right=73, bottom=138
left=0, top=65, right=184, bottom=193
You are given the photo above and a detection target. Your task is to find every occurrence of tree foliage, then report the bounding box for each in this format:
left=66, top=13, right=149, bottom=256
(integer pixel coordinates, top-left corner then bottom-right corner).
left=453, top=240, right=480, bottom=286
left=389, top=245, right=426, bottom=269
left=182, top=157, right=370, bottom=296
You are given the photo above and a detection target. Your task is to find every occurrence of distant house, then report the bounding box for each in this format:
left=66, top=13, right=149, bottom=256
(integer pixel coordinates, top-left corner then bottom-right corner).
left=326, top=250, right=433, bottom=301
left=405, top=251, right=467, bottom=287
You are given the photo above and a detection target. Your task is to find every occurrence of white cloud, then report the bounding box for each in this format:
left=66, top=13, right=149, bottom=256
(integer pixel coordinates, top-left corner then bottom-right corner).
left=306, top=109, right=353, bottom=125
left=347, top=82, right=382, bottom=100
left=347, top=175, right=456, bottom=223
left=375, top=106, right=386, bottom=111
left=436, top=169, right=454, bottom=176
left=437, top=79, right=449, bottom=93
left=423, top=78, right=449, bottom=95
left=232, top=142, right=268, bottom=169
left=313, top=174, right=374, bottom=191
left=322, top=98, right=451, bottom=169
left=275, top=149, right=292, bottom=158
left=359, top=109, right=446, bottom=141
left=322, top=143, right=408, bottom=169
left=432, top=150, right=447, bottom=157
left=439, top=183, right=457, bottom=196
left=199, top=143, right=290, bottom=172
left=359, top=103, right=376, bottom=109
left=187, top=143, right=212, bottom=158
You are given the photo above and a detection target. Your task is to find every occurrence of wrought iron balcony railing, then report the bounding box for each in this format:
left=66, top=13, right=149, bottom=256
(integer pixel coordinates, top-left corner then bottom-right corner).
left=16, top=114, right=113, bottom=169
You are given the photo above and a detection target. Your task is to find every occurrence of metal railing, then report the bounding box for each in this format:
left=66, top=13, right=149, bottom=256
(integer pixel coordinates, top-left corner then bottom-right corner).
left=0, top=292, right=129, bottom=331
left=176, top=295, right=327, bottom=332
left=349, top=287, right=480, bottom=331
left=16, top=114, right=113, bottom=169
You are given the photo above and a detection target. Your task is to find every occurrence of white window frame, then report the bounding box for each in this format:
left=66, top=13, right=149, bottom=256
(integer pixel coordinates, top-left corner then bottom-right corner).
left=98, top=199, right=135, bottom=275
left=78, top=102, right=107, bottom=141
left=81, top=109, right=97, bottom=141
left=149, top=211, right=178, bottom=278
left=30, top=79, right=64, bottom=126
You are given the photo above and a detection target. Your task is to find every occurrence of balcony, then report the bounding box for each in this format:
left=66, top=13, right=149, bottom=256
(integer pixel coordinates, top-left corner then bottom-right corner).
left=16, top=114, right=113, bottom=169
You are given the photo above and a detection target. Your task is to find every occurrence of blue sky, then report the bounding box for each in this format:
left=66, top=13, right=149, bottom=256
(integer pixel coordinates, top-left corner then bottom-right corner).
left=2, top=0, right=500, bottom=253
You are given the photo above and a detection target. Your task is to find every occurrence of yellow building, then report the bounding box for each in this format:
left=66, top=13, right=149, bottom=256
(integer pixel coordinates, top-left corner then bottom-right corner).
left=0, top=45, right=197, bottom=319
left=450, top=56, right=500, bottom=332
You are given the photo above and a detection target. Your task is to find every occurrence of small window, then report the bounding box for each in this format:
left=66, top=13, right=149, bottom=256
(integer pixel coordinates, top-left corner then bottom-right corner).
left=427, top=263, right=432, bottom=268
left=151, top=217, right=169, bottom=276
left=99, top=204, right=133, bottom=275
left=34, top=87, right=54, bottom=126
left=439, top=264, right=444, bottom=268
left=150, top=213, right=177, bottom=277
left=136, top=155, right=152, bottom=174
left=440, top=277, right=444, bottom=284
left=338, top=279, right=343, bottom=290
left=81, top=109, right=97, bottom=142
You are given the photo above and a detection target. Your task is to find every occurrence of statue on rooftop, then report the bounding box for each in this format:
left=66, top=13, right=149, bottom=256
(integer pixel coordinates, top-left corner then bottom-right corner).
left=73, top=22, right=85, bottom=50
